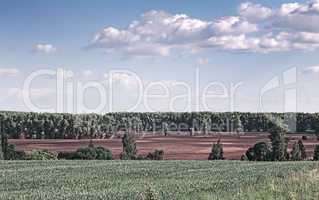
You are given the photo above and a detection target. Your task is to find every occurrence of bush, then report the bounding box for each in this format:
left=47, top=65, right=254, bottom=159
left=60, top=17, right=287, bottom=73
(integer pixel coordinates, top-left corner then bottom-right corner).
left=245, top=147, right=255, bottom=161
left=314, top=145, right=319, bottom=161
left=146, top=149, right=164, bottom=160
left=245, top=142, right=271, bottom=161
left=58, top=146, right=113, bottom=160
left=301, top=135, right=308, bottom=140
left=57, top=151, right=75, bottom=159
left=26, top=150, right=58, bottom=160
left=208, top=140, right=224, bottom=160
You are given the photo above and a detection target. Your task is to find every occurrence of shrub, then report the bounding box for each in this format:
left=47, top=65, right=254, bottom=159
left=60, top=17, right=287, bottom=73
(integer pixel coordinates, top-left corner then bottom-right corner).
left=146, top=149, right=164, bottom=160
left=245, top=147, right=255, bottom=161
left=301, top=135, right=308, bottom=140
left=26, top=150, right=58, bottom=160
left=245, top=142, right=271, bottom=161
left=58, top=146, right=112, bottom=160
left=95, top=146, right=113, bottom=160
left=122, top=133, right=137, bottom=159
left=208, top=140, right=224, bottom=160
left=57, top=151, right=76, bottom=159
left=135, top=154, right=146, bottom=160
left=313, top=145, right=319, bottom=161
left=253, top=142, right=271, bottom=161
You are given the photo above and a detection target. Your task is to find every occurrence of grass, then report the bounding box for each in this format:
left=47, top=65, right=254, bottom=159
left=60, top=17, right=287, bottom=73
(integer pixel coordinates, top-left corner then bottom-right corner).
left=0, top=160, right=318, bottom=200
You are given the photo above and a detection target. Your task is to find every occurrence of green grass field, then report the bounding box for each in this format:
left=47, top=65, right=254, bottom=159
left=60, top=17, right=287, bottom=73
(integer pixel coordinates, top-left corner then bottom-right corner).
left=0, top=160, right=318, bottom=200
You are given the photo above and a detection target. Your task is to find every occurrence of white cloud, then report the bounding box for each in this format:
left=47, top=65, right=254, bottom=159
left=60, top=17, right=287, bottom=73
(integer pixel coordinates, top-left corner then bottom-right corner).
left=273, top=1, right=319, bottom=33
left=87, top=1, right=319, bottom=55
left=32, top=44, right=56, bottom=53
left=211, top=16, right=258, bottom=34
left=0, top=68, right=19, bottom=77
left=238, top=2, right=272, bottom=22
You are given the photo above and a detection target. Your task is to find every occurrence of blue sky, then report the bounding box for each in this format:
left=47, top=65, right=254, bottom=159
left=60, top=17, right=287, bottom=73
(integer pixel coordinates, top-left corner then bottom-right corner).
left=1, top=0, right=319, bottom=113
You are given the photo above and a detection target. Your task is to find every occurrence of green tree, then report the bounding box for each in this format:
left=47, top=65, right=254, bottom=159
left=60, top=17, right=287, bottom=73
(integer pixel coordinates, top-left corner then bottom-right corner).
left=298, top=140, right=307, bottom=160
left=121, top=133, right=137, bottom=159
left=269, top=122, right=289, bottom=161
left=290, top=141, right=302, bottom=161
left=208, top=140, right=224, bottom=160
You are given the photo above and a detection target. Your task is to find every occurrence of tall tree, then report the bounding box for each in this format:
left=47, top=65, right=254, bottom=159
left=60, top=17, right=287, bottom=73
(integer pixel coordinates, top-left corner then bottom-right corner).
left=208, top=140, right=224, bottom=160
left=269, top=121, right=289, bottom=161
left=121, top=133, right=137, bottom=159
left=290, top=141, right=302, bottom=161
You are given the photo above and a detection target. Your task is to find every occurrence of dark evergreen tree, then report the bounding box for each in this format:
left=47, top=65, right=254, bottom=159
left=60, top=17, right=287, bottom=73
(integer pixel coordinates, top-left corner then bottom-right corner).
left=269, top=122, right=288, bottom=161
left=298, top=140, right=307, bottom=160
left=208, top=140, right=224, bottom=160
left=121, top=133, right=137, bottom=159
left=290, top=141, right=302, bottom=161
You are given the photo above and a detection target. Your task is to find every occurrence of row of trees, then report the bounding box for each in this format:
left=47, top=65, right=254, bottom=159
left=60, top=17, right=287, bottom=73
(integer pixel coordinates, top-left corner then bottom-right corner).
left=1, top=131, right=164, bottom=161
left=1, top=111, right=319, bottom=139
left=208, top=121, right=319, bottom=161
left=242, top=122, right=318, bottom=161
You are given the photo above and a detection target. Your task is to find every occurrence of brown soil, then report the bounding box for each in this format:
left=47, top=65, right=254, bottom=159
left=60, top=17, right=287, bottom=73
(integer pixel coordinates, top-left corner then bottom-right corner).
left=9, top=132, right=319, bottom=160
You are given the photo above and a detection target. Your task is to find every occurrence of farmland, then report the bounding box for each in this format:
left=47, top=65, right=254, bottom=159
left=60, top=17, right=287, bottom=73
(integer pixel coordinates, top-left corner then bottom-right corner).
left=0, top=160, right=318, bottom=200
left=10, top=133, right=319, bottom=160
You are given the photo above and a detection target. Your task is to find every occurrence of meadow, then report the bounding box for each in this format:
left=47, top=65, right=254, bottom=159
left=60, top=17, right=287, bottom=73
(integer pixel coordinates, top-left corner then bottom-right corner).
left=0, top=160, right=318, bottom=200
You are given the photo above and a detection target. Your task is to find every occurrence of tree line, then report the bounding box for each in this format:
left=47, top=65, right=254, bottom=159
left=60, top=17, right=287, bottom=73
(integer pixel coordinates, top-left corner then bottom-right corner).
left=1, top=111, right=319, bottom=139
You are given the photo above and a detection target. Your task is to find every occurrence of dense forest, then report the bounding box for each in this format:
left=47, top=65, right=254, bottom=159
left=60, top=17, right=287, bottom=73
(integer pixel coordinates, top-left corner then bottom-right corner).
left=0, top=111, right=318, bottom=139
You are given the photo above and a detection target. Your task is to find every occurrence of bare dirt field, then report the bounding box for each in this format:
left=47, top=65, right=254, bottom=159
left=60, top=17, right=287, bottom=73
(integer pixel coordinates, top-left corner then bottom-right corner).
left=10, top=133, right=319, bottom=160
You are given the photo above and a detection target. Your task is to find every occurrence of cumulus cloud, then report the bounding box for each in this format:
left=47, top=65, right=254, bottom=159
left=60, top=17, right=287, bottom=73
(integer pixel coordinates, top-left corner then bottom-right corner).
left=88, top=1, right=319, bottom=55
left=32, top=44, right=56, bottom=53
left=211, top=16, right=258, bottom=34
left=0, top=68, right=19, bottom=77
left=238, top=2, right=272, bottom=22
